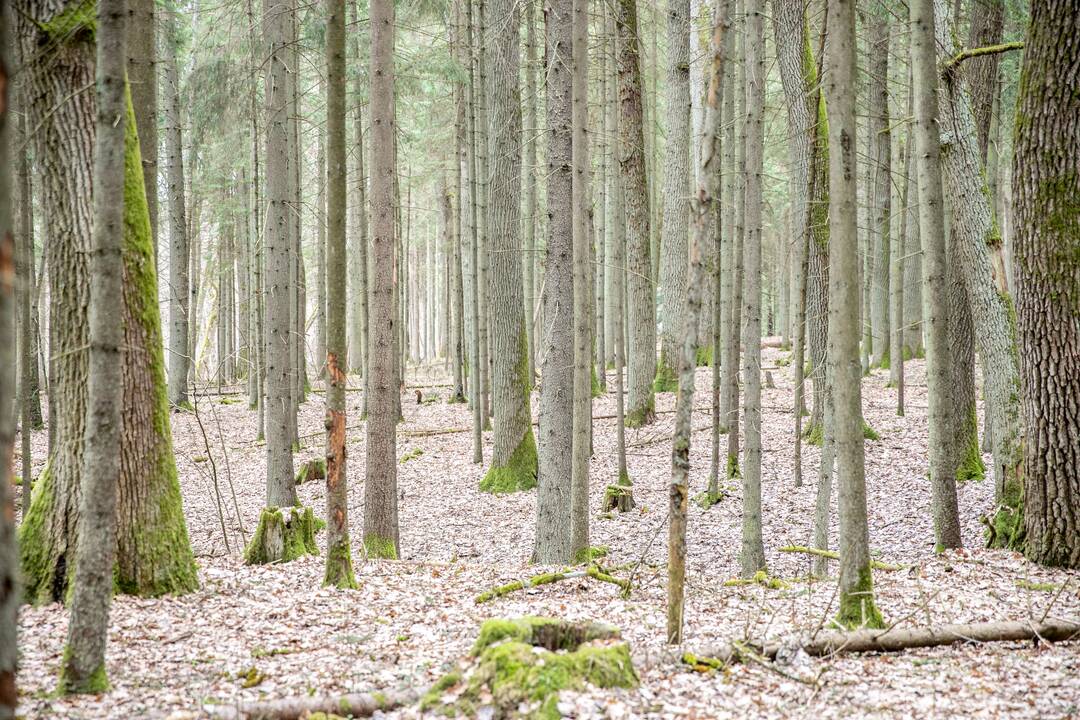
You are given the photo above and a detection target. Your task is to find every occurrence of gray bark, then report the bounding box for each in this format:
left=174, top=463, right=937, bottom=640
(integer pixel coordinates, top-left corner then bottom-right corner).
left=165, top=7, right=190, bottom=408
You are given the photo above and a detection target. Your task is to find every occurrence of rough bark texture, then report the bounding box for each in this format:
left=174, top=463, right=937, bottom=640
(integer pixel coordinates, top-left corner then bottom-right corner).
left=656, top=0, right=691, bottom=392
left=480, top=0, right=536, bottom=495
left=966, top=0, right=1004, bottom=161
left=348, top=1, right=369, bottom=378
left=523, top=0, right=538, bottom=381
left=1012, top=0, right=1080, bottom=567
left=364, top=0, right=400, bottom=560
left=868, top=7, right=891, bottom=369
left=739, top=0, right=766, bottom=577
left=826, top=0, right=883, bottom=628
left=534, top=0, right=575, bottom=564
left=322, top=0, right=356, bottom=588
left=912, top=0, right=962, bottom=550
left=933, top=0, right=1022, bottom=528
left=60, top=0, right=126, bottom=691
left=0, top=11, right=18, bottom=712
left=18, top=1, right=198, bottom=603
left=615, top=0, right=656, bottom=427
left=128, top=0, right=156, bottom=250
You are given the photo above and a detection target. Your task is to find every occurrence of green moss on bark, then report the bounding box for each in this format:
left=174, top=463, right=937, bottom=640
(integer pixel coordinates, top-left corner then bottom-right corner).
left=835, top=566, right=885, bottom=630
left=625, top=396, right=655, bottom=428
left=695, top=345, right=713, bottom=367
left=323, top=539, right=359, bottom=590
left=363, top=534, right=398, bottom=560
left=244, top=506, right=319, bottom=565
left=57, top=646, right=109, bottom=695
left=296, top=458, right=326, bottom=484
left=985, top=477, right=1025, bottom=550
left=652, top=359, right=679, bottom=393
left=480, top=428, right=538, bottom=494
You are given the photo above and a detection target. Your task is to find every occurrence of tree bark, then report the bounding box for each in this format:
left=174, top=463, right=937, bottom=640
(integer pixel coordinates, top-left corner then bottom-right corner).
left=348, top=1, right=369, bottom=379
left=1012, top=0, right=1080, bottom=568
left=165, top=7, right=190, bottom=408
left=615, top=0, right=656, bottom=428
left=826, top=0, right=884, bottom=628
left=534, top=0, right=575, bottom=564
left=868, top=6, right=891, bottom=369
left=911, top=0, right=962, bottom=550
left=128, top=0, right=156, bottom=253
left=480, top=0, right=536, bottom=495
left=364, top=0, right=400, bottom=560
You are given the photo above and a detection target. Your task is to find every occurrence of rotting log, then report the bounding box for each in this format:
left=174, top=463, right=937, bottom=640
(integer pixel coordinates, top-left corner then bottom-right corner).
left=204, top=689, right=415, bottom=720
left=475, top=565, right=631, bottom=604
left=690, top=619, right=1080, bottom=664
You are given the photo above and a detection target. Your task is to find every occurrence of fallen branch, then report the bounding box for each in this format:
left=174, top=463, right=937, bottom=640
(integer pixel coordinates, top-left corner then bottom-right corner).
left=204, top=689, right=415, bottom=720
left=691, top=619, right=1080, bottom=664
left=474, top=565, right=630, bottom=604
left=942, top=41, right=1024, bottom=72
left=779, top=545, right=904, bottom=571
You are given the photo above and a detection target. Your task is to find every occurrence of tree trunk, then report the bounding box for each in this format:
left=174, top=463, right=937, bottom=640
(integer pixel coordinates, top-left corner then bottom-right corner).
left=479, top=0, right=536, bottom=495
left=165, top=7, right=190, bottom=408
left=60, top=0, right=125, bottom=690
left=534, top=0, right=575, bottom=564
left=1012, top=0, right=1080, bottom=568
left=868, top=7, right=891, bottom=369
left=348, top=1, right=369, bottom=379
left=966, top=0, right=1004, bottom=162
left=523, top=0, right=538, bottom=382
left=0, top=13, right=18, bottom=713
left=128, top=0, right=156, bottom=254
left=826, top=0, right=884, bottom=629
left=739, top=0, right=766, bottom=577
left=322, top=0, right=356, bottom=587
left=615, top=0, right=656, bottom=428
left=364, top=0, right=400, bottom=560
left=911, top=0, right=962, bottom=551
left=315, top=128, right=328, bottom=378
left=655, top=0, right=691, bottom=393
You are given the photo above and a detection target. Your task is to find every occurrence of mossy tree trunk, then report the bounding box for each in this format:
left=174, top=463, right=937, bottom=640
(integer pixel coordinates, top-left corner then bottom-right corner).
left=364, top=0, right=401, bottom=560
left=17, top=0, right=198, bottom=604
left=825, top=0, right=884, bottom=629
left=480, top=0, right=536, bottom=496
left=615, top=0, right=656, bottom=428
left=1012, top=0, right=1080, bottom=568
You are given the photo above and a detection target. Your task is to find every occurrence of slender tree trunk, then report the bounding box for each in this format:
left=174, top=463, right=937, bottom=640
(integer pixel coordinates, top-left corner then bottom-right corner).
left=724, top=0, right=745, bottom=479
left=890, top=135, right=909, bottom=414
left=1012, top=0, right=1080, bottom=568
left=868, top=7, right=891, bottom=369
left=523, top=0, right=538, bottom=382
left=480, top=0, right=536, bottom=494
left=0, top=14, right=18, bottom=714
left=165, top=7, right=190, bottom=408
left=911, top=0, right=962, bottom=550
left=323, top=0, right=356, bottom=587
left=315, top=128, right=328, bottom=378
left=655, top=0, right=691, bottom=392
left=60, top=0, right=126, bottom=691
left=615, top=0, right=656, bottom=428
left=364, top=0, right=400, bottom=559
left=348, top=0, right=370, bottom=379
left=739, top=0, right=766, bottom=577
left=826, top=0, right=884, bottom=629
left=534, top=0, right=575, bottom=564
left=670, top=0, right=728, bottom=643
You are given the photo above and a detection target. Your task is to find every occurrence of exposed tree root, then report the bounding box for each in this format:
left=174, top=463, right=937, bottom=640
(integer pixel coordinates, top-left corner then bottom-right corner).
left=688, top=619, right=1080, bottom=665
left=474, top=565, right=631, bottom=604
left=779, top=545, right=904, bottom=571
left=203, top=689, right=414, bottom=719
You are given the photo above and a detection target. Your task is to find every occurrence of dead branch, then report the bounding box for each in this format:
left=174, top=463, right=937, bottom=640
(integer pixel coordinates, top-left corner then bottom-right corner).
left=474, top=565, right=631, bottom=604
left=779, top=545, right=904, bottom=571
left=203, top=690, right=414, bottom=720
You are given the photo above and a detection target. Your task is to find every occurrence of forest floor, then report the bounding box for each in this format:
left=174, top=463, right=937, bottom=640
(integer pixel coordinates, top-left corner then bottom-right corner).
left=13, top=346, right=1080, bottom=719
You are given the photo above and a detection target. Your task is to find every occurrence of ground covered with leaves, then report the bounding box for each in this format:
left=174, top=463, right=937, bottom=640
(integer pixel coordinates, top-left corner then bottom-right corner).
left=14, top=349, right=1080, bottom=718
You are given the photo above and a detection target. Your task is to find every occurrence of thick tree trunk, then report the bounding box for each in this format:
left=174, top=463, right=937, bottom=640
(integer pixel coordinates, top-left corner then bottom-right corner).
left=615, top=0, right=656, bottom=428
left=1012, top=0, right=1080, bottom=568
left=128, top=0, right=156, bottom=253
left=480, top=0, right=536, bottom=495
left=826, top=0, right=884, bottom=628
left=655, top=0, right=691, bottom=392
left=534, top=0, right=575, bottom=564
left=911, top=0, right=962, bottom=550
left=364, top=0, right=400, bottom=560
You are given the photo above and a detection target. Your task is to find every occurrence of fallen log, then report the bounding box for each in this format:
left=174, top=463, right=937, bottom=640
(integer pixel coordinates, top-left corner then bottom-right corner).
left=204, top=690, right=414, bottom=720
left=475, top=565, right=631, bottom=604
left=778, top=545, right=905, bottom=571
left=690, top=619, right=1080, bottom=665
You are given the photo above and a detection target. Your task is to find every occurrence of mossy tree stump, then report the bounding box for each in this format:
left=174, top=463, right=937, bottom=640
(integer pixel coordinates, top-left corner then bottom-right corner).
left=244, top=506, right=319, bottom=565
left=295, top=459, right=326, bottom=485
left=421, top=617, right=638, bottom=719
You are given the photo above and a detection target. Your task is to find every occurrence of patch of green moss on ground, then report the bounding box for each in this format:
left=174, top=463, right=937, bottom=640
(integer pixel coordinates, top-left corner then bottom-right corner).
left=480, top=429, right=538, bottom=494
left=652, top=359, right=679, bottom=393
left=862, top=420, right=880, bottom=441
left=425, top=618, right=637, bottom=719
left=399, top=448, right=424, bottom=464
left=834, top=566, right=885, bottom=630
